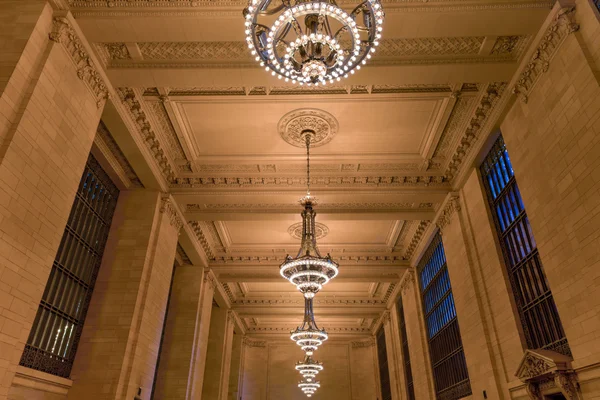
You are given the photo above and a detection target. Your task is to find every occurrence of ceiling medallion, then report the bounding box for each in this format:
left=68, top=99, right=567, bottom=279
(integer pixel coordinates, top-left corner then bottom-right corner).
left=243, top=0, right=384, bottom=85
left=278, top=108, right=338, bottom=148
left=289, top=222, right=329, bottom=240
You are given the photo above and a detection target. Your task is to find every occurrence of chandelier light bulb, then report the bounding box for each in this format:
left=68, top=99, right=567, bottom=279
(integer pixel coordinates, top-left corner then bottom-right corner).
left=290, top=296, right=328, bottom=354
left=243, top=0, right=384, bottom=85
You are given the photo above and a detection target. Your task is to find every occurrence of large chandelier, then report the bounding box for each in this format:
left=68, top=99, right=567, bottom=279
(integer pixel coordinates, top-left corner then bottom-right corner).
left=295, top=354, right=324, bottom=381
left=280, top=131, right=339, bottom=298
left=290, top=297, right=328, bottom=355
left=299, top=379, right=320, bottom=397
left=243, top=0, right=384, bottom=85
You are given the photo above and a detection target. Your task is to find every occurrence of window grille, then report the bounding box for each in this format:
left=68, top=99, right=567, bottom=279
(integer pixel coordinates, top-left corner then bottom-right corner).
left=20, top=154, right=119, bottom=378
left=418, top=233, right=471, bottom=400
left=396, top=297, right=415, bottom=400
left=480, top=135, right=570, bottom=356
left=376, top=326, right=392, bottom=400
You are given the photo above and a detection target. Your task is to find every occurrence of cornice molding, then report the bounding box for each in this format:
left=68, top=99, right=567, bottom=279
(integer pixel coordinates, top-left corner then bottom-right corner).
left=203, top=270, right=217, bottom=290
left=403, top=221, right=431, bottom=260
left=435, top=195, right=461, bottom=233
left=189, top=221, right=215, bottom=261
left=445, top=82, right=508, bottom=181
left=243, top=337, right=267, bottom=348
left=234, top=298, right=385, bottom=306
left=49, top=17, right=108, bottom=107
left=117, top=88, right=177, bottom=183
left=512, top=6, right=579, bottom=104
left=351, top=338, right=376, bottom=348
left=160, top=195, right=185, bottom=232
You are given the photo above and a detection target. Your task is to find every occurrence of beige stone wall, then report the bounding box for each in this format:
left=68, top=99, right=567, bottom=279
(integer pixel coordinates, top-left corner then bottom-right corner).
left=0, top=3, right=106, bottom=398
left=500, top=0, right=600, bottom=396
left=228, top=332, right=243, bottom=400
left=239, top=340, right=377, bottom=400
left=68, top=191, right=180, bottom=400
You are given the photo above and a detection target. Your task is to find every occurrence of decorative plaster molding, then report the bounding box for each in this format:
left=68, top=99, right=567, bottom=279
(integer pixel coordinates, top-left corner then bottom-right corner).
left=176, top=243, right=192, bottom=265
left=222, top=283, right=235, bottom=303
left=351, top=338, right=376, bottom=348
left=246, top=326, right=372, bottom=333
left=117, top=88, right=176, bottom=182
left=431, top=96, right=477, bottom=160
left=435, top=195, right=461, bottom=233
left=227, top=310, right=235, bottom=323
left=95, top=122, right=144, bottom=188
left=187, top=202, right=432, bottom=212
left=243, top=337, right=267, bottom=348
left=173, top=174, right=446, bottom=188
left=189, top=221, right=215, bottom=260
left=212, top=254, right=405, bottom=264
left=404, top=221, right=431, bottom=260
left=160, top=196, right=184, bottom=231
left=445, top=82, right=507, bottom=180
left=399, top=269, right=416, bottom=294
left=382, top=283, right=397, bottom=303
left=234, top=298, right=385, bottom=305
left=278, top=109, right=338, bottom=148
left=288, top=222, right=329, bottom=240
left=381, top=310, right=391, bottom=325
left=49, top=17, right=108, bottom=108
left=203, top=271, right=217, bottom=290
left=512, top=7, right=579, bottom=104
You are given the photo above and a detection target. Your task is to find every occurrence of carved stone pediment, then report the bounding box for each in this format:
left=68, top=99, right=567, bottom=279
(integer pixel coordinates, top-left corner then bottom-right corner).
left=515, top=349, right=582, bottom=400
left=516, top=349, right=573, bottom=381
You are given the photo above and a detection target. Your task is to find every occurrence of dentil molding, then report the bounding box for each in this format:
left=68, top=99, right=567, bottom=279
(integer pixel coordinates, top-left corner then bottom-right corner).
left=435, top=195, right=461, bottom=233
left=399, top=269, right=416, bottom=294
left=159, top=196, right=184, bottom=231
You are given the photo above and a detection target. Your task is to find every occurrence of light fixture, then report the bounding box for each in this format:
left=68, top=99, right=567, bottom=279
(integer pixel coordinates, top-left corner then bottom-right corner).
left=299, top=379, right=320, bottom=397
left=280, top=131, right=339, bottom=298
left=290, top=296, right=328, bottom=355
left=295, top=354, right=324, bottom=381
left=243, top=0, right=384, bottom=85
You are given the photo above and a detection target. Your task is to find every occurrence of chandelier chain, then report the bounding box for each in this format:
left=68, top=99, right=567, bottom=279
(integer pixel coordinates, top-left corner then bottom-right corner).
left=306, top=134, right=311, bottom=197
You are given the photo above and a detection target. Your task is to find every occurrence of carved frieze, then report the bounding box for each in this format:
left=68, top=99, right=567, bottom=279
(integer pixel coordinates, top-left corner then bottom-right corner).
left=49, top=17, right=109, bottom=108
left=436, top=195, right=461, bottom=233
left=399, top=269, right=416, bottom=294
left=160, top=196, right=184, bottom=231
left=95, top=122, right=144, bottom=188
left=513, top=7, right=579, bottom=103
left=404, top=221, right=431, bottom=260
left=351, top=338, right=376, bottom=348
left=243, top=337, right=267, bottom=348
left=189, top=221, right=215, bottom=260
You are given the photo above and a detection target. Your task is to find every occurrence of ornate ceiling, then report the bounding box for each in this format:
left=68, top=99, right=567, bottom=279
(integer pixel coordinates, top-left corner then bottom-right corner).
left=78, top=0, right=553, bottom=338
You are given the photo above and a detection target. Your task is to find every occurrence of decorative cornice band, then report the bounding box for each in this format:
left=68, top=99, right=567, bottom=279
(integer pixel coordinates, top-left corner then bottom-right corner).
left=49, top=17, right=108, bottom=108
left=243, top=337, right=267, bottom=348
left=117, top=88, right=176, bottom=183
left=190, top=221, right=215, bottom=261
left=352, top=338, right=376, bottom=348
left=512, top=6, right=579, bottom=104
left=435, top=195, right=461, bottom=233
left=404, top=221, right=431, bottom=260
left=203, top=270, right=217, bottom=290
left=160, top=196, right=184, bottom=231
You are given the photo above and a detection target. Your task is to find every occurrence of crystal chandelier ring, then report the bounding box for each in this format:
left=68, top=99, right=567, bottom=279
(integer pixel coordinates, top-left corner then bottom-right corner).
left=244, top=0, right=384, bottom=85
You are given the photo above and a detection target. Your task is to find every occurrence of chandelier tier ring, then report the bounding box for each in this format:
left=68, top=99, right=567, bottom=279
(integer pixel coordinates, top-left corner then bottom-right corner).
left=243, top=0, right=384, bottom=85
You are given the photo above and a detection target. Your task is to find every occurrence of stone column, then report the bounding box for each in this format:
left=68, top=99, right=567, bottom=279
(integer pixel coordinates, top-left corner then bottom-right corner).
left=349, top=339, right=378, bottom=400
left=388, top=303, right=408, bottom=400
left=400, top=270, right=436, bottom=400
left=202, top=308, right=236, bottom=400
left=0, top=4, right=109, bottom=398
left=151, top=266, right=217, bottom=400
left=381, top=311, right=402, bottom=400
left=228, top=332, right=243, bottom=400
left=437, top=194, right=504, bottom=400
left=67, top=192, right=183, bottom=400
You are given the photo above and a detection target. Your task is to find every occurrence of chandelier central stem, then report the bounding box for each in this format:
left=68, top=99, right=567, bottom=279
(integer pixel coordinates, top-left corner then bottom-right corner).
left=304, top=130, right=312, bottom=198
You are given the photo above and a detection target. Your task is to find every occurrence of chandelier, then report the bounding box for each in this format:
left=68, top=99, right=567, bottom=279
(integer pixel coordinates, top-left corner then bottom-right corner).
left=243, top=0, right=384, bottom=85
left=295, top=354, right=324, bottom=381
left=299, top=379, right=320, bottom=397
left=290, top=297, right=328, bottom=355
left=280, top=131, right=339, bottom=298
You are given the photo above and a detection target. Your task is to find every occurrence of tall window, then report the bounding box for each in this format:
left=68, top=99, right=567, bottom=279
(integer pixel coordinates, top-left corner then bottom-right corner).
left=396, top=297, right=415, bottom=400
left=418, top=233, right=471, bottom=400
left=20, top=154, right=119, bottom=378
left=376, top=326, right=392, bottom=400
left=481, top=135, right=570, bottom=356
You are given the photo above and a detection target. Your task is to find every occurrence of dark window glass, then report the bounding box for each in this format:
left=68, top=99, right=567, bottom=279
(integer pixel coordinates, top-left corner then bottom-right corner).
left=376, top=326, right=392, bottom=400
left=20, top=154, right=119, bottom=378
left=397, top=297, right=415, bottom=400
left=418, top=234, right=471, bottom=400
left=480, top=135, right=570, bottom=356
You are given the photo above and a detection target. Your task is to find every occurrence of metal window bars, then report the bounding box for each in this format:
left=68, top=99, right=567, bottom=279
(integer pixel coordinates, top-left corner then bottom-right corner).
left=480, top=135, right=570, bottom=357
left=19, top=154, right=119, bottom=378
left=376, top=326, right=392, bottom=400
left=396, top=297, right=415, bottom=400
left=417, top=234, right=471, bottom=400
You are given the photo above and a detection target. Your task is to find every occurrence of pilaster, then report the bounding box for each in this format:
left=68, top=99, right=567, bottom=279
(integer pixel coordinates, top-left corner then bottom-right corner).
left=68, top=190, right=182, bottom=400
left=0, top=4, right=109, bottom=398
left=400, top=269, right=436, bottom=400
left=381, top=310, right=402, bottom=400
left=202, top=307, right=236, bottom=400
left=152, top=266, right=217, bottom=400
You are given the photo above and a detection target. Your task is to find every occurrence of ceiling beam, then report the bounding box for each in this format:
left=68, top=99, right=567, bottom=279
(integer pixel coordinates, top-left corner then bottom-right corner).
left=185, top=209, right=434, bottom=221
left=217, top=274, right=401, bottom=283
